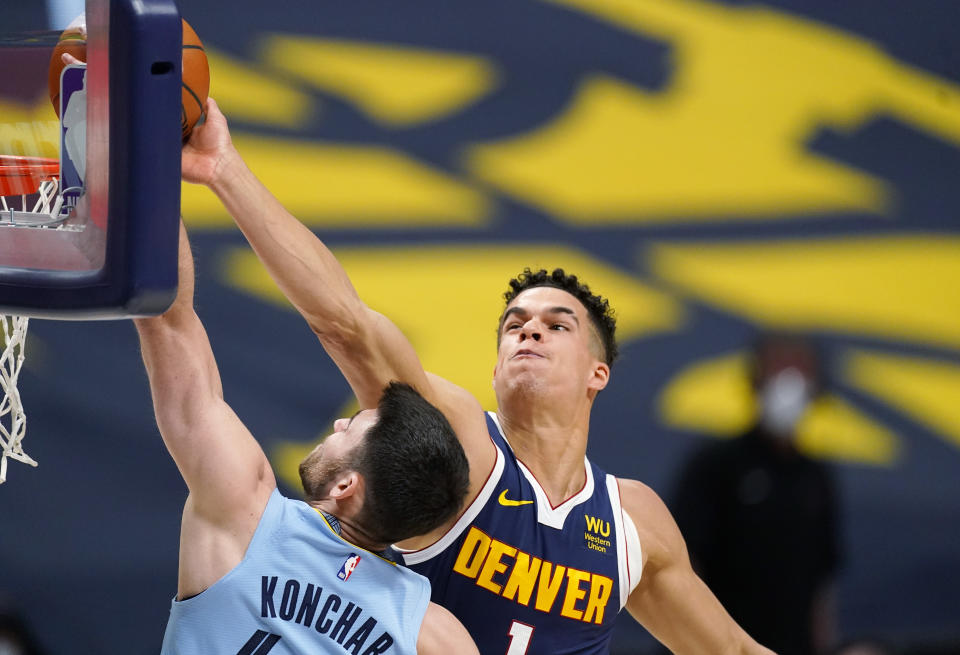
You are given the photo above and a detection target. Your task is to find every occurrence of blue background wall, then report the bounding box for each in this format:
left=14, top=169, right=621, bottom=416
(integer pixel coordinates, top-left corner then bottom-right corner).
left=1, top=0, right=959, bottom=652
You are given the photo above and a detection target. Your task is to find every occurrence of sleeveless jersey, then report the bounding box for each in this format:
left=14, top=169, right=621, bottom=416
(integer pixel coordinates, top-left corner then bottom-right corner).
left=161, top=489, right=430, bottom=655
left=403, top=412, right=641, bottom=655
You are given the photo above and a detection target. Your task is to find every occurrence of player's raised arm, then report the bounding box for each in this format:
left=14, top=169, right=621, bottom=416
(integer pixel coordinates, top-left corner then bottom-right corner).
left=180, top=99, right=495, bottom=509
left=133, top=222, right=276, bottom=535
left=620, top=479, right=777, bottom=655
left=181, top=98, right=423, bottom=408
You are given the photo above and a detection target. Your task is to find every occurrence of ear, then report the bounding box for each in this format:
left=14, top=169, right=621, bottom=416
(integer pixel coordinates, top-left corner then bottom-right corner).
left=587, top=361, right=610, bottom=392
left=326, top=470, right=362, bottom=500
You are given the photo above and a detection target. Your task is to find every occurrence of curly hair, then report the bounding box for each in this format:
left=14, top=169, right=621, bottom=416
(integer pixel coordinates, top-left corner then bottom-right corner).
left=500, top=268, right=618, bottom=365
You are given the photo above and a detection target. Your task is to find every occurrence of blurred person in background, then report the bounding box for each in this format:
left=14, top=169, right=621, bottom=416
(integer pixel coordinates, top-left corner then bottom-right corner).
left=670, top=332, right=842, bottom=655
left=0, top=600, right=45, bottom=655
left=832, top=639, right=895, bottom=655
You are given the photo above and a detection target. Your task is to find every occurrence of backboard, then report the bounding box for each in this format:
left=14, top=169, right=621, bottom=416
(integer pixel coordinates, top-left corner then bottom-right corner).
left=0, top=0, right=183, bottom=319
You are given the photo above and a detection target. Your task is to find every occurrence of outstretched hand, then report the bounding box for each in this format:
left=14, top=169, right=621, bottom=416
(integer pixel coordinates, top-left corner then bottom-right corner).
left=61, top=51, right=231, bottom=188
left=182, top=97, right=233, bottom=186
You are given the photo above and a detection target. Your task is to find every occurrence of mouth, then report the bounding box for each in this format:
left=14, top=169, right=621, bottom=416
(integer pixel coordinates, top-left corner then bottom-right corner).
left=512, top=349, right=544, bottom=359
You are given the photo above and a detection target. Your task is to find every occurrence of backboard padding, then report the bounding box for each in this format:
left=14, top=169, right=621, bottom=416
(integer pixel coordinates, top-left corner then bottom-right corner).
left=0, top=0, right=183, bottom=319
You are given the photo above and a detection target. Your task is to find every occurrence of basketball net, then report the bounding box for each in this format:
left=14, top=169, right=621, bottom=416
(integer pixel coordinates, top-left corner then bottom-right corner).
left=0, top=314, right=35, bottom=483
left=0, top=160, right=59, bottom=483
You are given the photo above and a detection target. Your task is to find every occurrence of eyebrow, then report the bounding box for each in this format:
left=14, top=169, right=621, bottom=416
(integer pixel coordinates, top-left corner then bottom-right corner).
left=346, top=409, right=363, bottom=428
left=501, top=305, right=580, bottom=326
left=548, top=306, right=579, bottom=323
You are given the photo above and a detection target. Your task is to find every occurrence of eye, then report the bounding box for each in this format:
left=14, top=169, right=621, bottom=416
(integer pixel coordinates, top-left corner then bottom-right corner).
left=505, top=323, right=521, bottom=331
left=550, top=324, right=568, bottom=331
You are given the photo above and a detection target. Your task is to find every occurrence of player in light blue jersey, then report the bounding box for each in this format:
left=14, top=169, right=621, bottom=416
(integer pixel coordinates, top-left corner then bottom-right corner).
left=134, top=222, right=478, bottom=655
left=184, top=97, right=777, bottom=654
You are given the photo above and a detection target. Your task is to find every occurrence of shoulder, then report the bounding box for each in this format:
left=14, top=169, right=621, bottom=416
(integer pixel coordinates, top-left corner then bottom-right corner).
left=423, top=373, right=489, bottom=440
left=616, top=478, right=671, bottom=528
left=615, top=478, right=686, bottom=572
left=424, top=371, right=483, bottom=413
left=424, top=372, right=497, bottom=473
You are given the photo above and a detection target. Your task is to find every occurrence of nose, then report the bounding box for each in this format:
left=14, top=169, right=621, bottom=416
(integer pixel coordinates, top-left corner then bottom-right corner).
left=519, top=320, right=542, bottom=342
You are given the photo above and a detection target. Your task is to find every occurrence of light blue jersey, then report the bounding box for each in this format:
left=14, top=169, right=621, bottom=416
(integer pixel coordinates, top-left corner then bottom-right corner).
left=161, top=489, right=430, bottom=655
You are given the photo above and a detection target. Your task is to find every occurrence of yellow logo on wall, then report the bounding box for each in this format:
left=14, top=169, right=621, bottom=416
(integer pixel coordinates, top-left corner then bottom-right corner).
left=175, top=0, right=960, bottom=482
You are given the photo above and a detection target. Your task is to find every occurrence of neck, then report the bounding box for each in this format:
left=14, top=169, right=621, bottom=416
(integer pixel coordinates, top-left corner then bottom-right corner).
left=496, top=393, right=592, bottom=506
left=308, top=500, right=391, bottom=553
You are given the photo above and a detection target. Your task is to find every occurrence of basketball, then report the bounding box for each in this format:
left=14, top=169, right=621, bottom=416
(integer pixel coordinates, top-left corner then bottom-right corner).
left=47, top=18, right=86, bottom=117
left=181, top=20, right=210, bottom=141
left=48, top=17, right=210, bottom=141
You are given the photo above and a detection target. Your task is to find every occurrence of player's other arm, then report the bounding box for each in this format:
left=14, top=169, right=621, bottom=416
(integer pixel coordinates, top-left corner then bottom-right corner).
left=417, top=602, right=480, bottom=655
left=620, top=479, right=776, bottom=655
left=134, top=224, right=276, bottom=591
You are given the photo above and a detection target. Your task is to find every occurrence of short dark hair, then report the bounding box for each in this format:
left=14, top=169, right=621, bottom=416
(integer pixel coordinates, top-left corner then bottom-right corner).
left=500, top=268, right=618, bottom=365
left=351, top=382, right=470, bottom=544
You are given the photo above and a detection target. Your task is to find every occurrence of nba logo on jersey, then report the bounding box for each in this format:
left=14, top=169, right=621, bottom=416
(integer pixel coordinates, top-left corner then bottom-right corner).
left=337, top=554, right=361, bottom=581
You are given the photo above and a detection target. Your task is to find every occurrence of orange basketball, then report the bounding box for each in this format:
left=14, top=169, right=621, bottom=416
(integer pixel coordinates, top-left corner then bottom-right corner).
left=180, top=19, right=210, bottom=141
left=47, top=18, right=210, bottom=141
left=48, top=23, right=86, bottom=117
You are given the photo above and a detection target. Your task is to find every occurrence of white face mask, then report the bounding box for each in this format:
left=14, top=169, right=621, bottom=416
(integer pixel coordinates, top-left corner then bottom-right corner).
left=759, top=367, right=812, bottom=436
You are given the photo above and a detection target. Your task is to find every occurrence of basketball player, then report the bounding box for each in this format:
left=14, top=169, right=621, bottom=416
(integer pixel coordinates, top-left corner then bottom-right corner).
left=182, top=98, right=776, bottom=654
left=136, top=222, right=478, bottom=654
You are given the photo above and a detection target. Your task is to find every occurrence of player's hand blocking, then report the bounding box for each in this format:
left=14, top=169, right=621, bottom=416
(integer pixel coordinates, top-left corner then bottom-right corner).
left=181, top=97, right=233, bottom=186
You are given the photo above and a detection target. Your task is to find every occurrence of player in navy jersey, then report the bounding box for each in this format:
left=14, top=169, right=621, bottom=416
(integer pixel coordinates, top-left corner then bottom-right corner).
left=186, top=98, right=777, bottom=654
left=135, top=220, right=478, bottom=654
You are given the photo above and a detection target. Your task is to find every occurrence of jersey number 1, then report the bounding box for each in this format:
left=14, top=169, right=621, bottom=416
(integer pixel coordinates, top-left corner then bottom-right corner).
left=506, top=620, right=534, bottom=655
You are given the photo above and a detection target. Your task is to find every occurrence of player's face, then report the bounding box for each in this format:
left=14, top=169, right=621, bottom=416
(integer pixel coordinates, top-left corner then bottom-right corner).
left=302, top=409, right=378, bottom=493
left=493, top=286, right=607, bottom=400
left=326, top=409, right=377, bottom=459
left=317, top=409, right=377, bottom=461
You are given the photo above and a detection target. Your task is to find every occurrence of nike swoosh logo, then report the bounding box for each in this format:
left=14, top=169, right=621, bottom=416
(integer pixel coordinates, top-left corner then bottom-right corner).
left=498, top=489, right=534, bottom=507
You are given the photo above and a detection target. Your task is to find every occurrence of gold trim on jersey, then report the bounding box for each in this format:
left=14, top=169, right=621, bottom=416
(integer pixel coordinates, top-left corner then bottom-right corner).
left=313, top=509, right=399, bottom=566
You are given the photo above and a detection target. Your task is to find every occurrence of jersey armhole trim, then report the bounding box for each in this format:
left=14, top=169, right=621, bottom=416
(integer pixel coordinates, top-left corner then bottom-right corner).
left=622, top=506, right=643, bottom=594
left=312, top=509, right=399, bottom=566
left=410, top=574, right=432, bottom=653
left=607, top=476, right=643, bottom=609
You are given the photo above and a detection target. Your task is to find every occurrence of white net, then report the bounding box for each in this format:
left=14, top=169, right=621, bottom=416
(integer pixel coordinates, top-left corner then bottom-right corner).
left=1, top=314, right=35, bottom=483
left=0, top=160, right=60, bottom=483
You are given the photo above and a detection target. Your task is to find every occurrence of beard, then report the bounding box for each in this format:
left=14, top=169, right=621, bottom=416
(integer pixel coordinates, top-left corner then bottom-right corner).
left=299, top=445, right=349, bottom=500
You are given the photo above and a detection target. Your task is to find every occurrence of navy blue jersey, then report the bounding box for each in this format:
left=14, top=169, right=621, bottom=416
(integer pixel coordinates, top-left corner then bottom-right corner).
left=403, top=413, right=640, bottom=655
